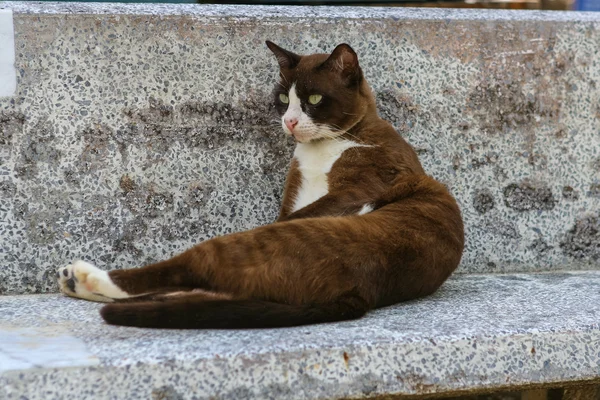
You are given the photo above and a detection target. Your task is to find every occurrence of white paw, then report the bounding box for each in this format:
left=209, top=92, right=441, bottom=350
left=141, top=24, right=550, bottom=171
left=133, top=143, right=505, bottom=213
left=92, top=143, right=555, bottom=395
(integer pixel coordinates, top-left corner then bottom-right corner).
left=57, top=260, right=129, bottom=302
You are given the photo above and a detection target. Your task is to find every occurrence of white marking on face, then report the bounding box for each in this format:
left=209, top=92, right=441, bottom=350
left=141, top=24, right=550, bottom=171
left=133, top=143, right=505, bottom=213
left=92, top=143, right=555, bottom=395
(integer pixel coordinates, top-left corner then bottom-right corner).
left=282, top=84, right=305, bottom=136
left=292, top=139, right=367, bottom=212
left=57, top=260, right=130, bottom=302
left=281, top=84, right=344, bottom=143
left=358, top=204, right=374, bottom=215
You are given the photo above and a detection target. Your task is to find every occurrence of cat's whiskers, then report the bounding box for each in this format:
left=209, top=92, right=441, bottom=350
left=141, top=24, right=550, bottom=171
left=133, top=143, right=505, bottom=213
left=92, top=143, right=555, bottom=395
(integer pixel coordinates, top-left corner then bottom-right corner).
left=321, top=125, right=365, bottom=156
left=332, top=126, right=364, bottom=144
left=296, top=125, right=340, bottom=144
left=321, top=130, right=342, bottom=141
left=316, top=127, right=345, bottom=144
left=327, top=124, right=362, bottom=143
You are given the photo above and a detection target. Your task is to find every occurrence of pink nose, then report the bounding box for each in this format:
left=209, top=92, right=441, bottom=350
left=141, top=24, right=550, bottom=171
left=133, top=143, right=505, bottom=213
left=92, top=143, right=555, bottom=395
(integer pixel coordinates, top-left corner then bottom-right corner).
left=285, top=118, right=299, bottom=132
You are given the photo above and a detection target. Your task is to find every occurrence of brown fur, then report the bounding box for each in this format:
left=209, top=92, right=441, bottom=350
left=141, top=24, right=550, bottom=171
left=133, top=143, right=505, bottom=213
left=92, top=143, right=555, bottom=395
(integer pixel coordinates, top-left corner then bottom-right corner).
left=99, top=42, right=464, bottom=329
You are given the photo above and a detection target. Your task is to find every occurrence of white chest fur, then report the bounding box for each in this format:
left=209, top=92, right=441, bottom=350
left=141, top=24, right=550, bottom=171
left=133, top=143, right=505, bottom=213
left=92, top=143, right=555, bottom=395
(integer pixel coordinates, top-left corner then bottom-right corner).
left=291, top=139, right=364, bottom=213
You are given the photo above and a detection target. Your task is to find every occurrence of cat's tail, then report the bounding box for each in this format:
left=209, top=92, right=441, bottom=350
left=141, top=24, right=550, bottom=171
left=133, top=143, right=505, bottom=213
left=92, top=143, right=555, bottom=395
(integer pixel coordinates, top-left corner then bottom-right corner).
left=100, top=291, right=368, bottom=329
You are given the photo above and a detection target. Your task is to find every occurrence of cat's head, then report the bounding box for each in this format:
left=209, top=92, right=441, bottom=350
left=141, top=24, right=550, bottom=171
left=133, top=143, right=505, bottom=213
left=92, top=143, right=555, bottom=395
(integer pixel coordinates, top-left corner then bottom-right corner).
left=266, top=41, right=370, bottom=143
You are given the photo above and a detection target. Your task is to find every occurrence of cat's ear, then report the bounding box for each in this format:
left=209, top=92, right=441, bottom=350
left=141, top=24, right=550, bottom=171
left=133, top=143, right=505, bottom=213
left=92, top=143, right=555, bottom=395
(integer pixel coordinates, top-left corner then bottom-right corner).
left=322, top=44, right=360, bottom=82
left=266, top=41, right=301, bottom=69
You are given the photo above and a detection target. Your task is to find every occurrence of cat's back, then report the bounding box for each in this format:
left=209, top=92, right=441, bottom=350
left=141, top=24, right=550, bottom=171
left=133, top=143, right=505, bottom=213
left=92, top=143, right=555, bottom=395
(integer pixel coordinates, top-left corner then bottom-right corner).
left=356, top=118, right=426, bottom=176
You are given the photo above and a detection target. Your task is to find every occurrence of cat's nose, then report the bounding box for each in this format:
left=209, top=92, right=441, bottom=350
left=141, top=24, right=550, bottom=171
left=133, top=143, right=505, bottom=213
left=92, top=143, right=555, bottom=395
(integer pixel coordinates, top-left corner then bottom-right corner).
left=285, top=117, right=298, bottom=132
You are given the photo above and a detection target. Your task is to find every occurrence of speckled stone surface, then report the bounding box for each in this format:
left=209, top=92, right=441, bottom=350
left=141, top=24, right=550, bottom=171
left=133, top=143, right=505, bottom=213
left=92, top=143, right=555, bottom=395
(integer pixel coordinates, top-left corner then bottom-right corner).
left=1, top=272, right=600, bottom=399
left=0, top=3, right=599, bottom=294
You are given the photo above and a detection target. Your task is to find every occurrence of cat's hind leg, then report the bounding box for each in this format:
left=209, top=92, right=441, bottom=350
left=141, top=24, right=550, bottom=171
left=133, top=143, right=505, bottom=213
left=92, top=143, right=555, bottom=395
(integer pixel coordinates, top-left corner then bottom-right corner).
left=57, top=253, right=201, bottom=302
left=57, top=260, right=130, bottom=302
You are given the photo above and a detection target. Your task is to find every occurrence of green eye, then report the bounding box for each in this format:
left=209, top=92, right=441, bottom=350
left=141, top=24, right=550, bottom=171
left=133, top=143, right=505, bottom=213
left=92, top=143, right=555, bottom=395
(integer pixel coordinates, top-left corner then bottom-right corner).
left=279, top=94, right=289, bottom=104
left=308, top=94, right=323, bottom=105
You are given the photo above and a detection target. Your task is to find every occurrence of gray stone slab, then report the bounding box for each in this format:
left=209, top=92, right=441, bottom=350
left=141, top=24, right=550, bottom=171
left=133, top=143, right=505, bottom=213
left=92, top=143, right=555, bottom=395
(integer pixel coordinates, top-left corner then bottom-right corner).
left=0, top=4, right=599, bottom=294
left=1, top=272, right=600, bottom=399
left=3, top=2, right=600, bottom=22
left=0, top=327, right=99, bottom=372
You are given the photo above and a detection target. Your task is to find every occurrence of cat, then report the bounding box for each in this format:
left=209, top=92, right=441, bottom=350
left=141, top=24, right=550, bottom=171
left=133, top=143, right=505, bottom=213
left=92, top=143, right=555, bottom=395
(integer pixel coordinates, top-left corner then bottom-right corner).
left=56, top=41, right=464, bottom=329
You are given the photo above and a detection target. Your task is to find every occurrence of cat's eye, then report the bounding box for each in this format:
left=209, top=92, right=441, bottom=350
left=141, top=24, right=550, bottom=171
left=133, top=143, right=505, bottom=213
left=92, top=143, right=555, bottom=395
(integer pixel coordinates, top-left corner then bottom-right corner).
left=279, top=94, right=289, bottom=104
left=308, top=94, right=323, bottom=105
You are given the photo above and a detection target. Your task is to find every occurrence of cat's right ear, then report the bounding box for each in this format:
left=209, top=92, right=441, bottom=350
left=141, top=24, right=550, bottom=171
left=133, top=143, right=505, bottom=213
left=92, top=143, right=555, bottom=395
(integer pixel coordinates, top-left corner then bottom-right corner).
left=321, top=44, right=361, bottom=83
left=266, top=41, right=301, bottom=69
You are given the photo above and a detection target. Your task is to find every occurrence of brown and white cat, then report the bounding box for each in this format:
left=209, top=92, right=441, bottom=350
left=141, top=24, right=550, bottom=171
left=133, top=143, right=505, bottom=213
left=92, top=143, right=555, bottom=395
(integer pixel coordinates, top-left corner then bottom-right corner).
left=56, top=42, right=464, bottom=329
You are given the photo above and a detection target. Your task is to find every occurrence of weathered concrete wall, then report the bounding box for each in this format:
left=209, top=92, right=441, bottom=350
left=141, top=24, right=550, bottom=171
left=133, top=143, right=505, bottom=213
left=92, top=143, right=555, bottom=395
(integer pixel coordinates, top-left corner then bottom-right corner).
left=0, top=3, right=599, bottom=294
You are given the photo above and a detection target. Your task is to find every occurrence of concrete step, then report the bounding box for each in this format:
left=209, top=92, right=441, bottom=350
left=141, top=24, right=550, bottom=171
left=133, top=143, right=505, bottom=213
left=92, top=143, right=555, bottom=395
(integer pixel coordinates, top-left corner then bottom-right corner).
left=1, top=271, right=599, bottom=399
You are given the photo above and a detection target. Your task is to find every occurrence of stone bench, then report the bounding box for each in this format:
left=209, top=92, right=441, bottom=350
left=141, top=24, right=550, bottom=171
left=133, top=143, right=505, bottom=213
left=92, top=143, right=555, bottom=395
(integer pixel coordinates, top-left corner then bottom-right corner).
left=2, top=272, right=600, bottom=399
left=0, top=3, right=599, bottom=399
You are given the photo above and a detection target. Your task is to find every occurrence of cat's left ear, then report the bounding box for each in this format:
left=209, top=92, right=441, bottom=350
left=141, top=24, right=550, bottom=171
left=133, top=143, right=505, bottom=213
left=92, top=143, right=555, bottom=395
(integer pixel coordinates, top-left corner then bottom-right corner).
left=321, top=44, right=361, bottom=83
left=266, top=41, right=301, bottom=69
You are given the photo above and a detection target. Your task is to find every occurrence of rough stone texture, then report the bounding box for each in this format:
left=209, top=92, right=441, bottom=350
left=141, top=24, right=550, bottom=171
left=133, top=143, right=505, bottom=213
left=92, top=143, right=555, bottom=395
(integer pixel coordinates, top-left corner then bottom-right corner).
left=0, top=3, right=599, bottom=294
left=1, top=272, right=600, bottom=399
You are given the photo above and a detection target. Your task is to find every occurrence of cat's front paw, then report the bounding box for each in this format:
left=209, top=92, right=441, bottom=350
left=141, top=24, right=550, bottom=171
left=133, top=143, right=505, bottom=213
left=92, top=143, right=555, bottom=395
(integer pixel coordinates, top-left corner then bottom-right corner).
left=57, top=260, right=127, bottom=302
